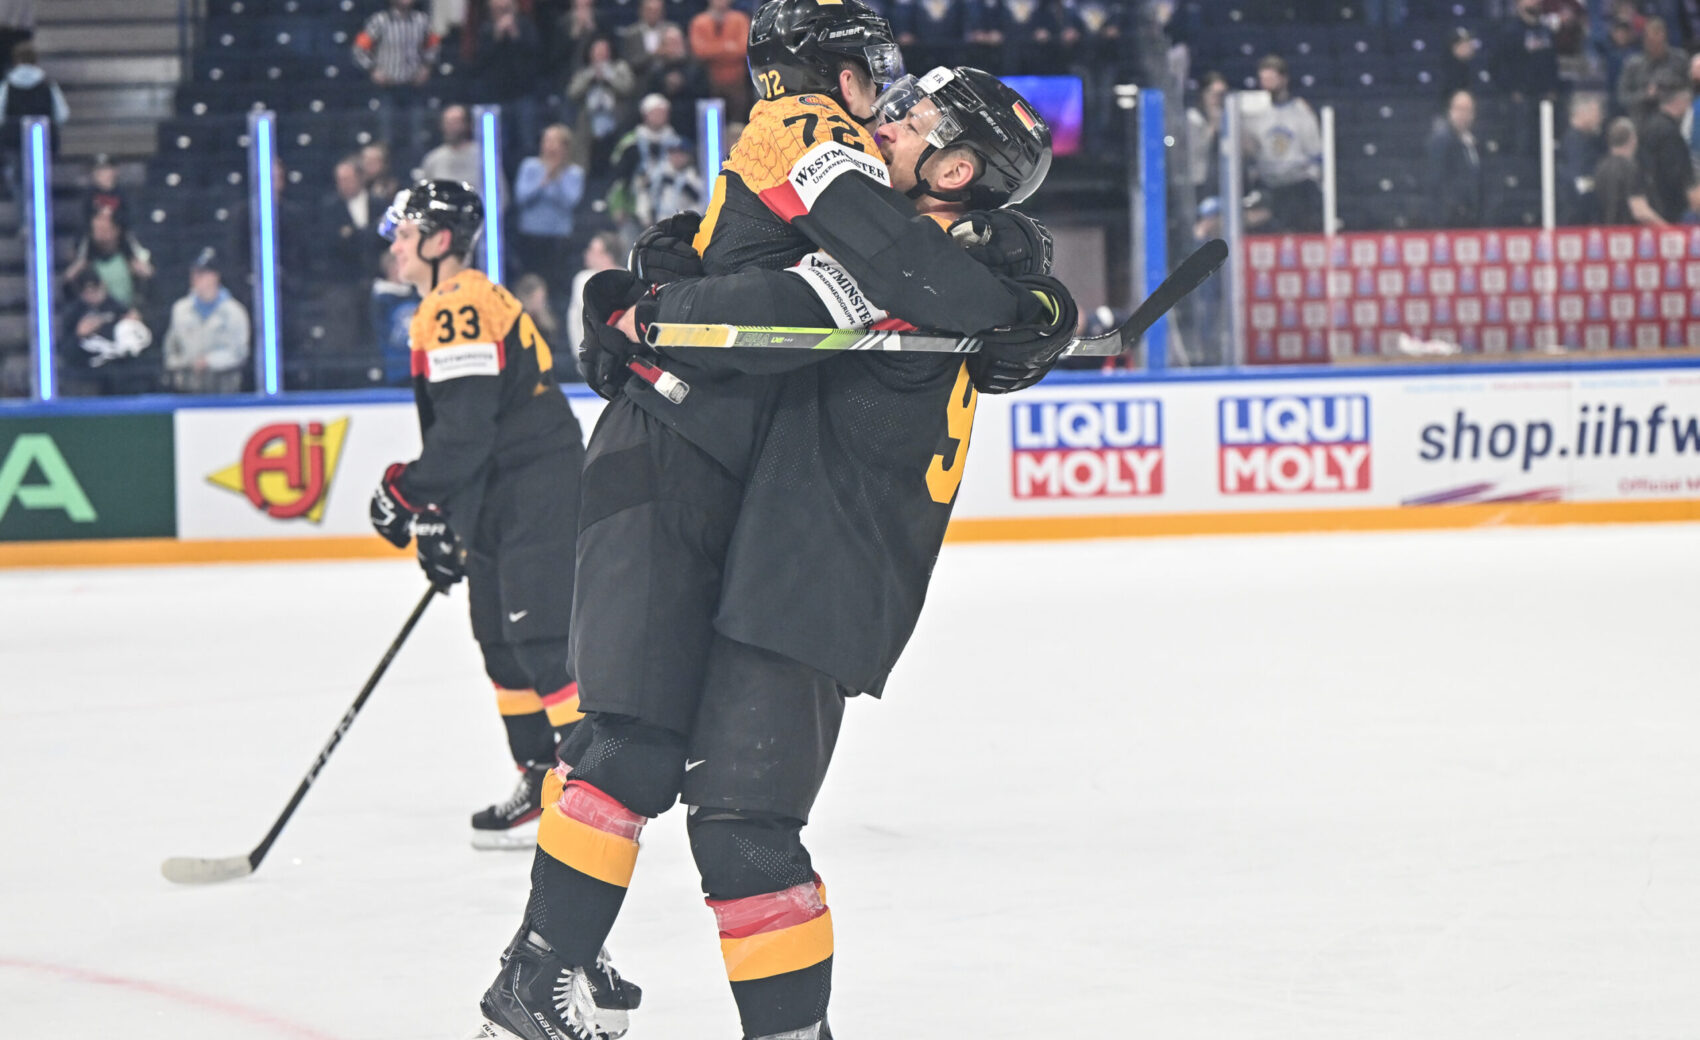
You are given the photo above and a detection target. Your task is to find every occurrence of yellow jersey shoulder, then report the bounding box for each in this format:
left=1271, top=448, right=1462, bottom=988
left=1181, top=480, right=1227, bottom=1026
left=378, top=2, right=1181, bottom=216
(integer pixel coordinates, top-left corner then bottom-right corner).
left=409, top=270, right=523, bottom=353
left=725, top=94, right=883, bottom=192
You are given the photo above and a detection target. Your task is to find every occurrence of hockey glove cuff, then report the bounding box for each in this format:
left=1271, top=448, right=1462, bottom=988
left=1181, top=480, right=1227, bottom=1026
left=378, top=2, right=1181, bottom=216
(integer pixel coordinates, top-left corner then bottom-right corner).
left=578, top=270, right=652, bottom=401
left=950, top=208, right=1055, bottom=277
left=413, top=511, right=465, bottom=588
left=370, top=462, right=419, bottom=548
left=630, top=211, right=705, bottom=285
left=969, top=275, right=1079, bottom=395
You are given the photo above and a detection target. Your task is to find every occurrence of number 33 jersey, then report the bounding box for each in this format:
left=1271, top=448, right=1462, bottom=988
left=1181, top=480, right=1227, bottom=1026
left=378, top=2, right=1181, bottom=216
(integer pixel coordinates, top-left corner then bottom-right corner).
left=399, top=268, right=583, bottom=530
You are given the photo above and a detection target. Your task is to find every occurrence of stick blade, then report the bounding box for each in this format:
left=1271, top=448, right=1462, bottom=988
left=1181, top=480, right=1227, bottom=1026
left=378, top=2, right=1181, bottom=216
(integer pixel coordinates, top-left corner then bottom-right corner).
left=161, top=854, right=254, bottom=885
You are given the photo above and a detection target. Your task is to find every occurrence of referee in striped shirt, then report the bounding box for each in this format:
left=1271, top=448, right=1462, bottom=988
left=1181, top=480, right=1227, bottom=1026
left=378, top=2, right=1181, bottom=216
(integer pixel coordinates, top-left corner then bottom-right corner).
left=353, top=0, right=440, bottom=158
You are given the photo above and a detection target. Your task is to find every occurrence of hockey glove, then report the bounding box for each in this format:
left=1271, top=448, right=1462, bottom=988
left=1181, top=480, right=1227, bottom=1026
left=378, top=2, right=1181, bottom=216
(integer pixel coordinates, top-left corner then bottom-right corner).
left=370, top=462, right=418, bottom=548
left=629, top=211, right=705, bottom=285
left=949, top=208, right=1055, bottom=277
left=578, top=270, right=653, bottom=400
left=413, top=510, right=465, bottom=587
left=969, top=274, right=1079, bottom=395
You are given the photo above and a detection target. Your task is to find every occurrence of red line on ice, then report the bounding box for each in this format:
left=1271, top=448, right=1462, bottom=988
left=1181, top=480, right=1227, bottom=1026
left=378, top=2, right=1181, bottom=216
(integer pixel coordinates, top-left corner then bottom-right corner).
left=0, top=957, right=346, bottom=1039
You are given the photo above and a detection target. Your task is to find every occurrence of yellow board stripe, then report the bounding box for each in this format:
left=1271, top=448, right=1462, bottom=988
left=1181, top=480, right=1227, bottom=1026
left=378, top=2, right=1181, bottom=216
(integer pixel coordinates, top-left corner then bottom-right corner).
left=496, top=687, right=545, bottom=716
left=3, top=498, right=1699, bottom=570
left=538, top=806, right=640, bottom=887
left=721, top=911, right=834, bottom=982
left=691, top=174, right=728, bottom=256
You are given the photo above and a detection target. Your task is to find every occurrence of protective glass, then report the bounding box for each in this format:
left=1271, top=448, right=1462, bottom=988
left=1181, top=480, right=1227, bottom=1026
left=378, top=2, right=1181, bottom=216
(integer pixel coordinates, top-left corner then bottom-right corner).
left=377, top=188, right=414, bottom=241
left=862, top=43, right=905, bottom=95
left=873, top=74, right=962, bottom=149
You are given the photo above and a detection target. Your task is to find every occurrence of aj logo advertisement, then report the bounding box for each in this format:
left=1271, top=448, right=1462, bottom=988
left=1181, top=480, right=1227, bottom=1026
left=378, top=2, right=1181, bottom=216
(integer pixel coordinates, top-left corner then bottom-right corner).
left=207, top=419, right=350, bottom=522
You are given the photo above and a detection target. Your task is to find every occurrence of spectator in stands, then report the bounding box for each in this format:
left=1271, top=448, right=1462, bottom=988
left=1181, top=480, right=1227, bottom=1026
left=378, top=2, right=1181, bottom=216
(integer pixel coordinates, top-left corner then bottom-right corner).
left=513, top=124, right=586, bottom=294
left=321, top=156, right=384, bottom=284
left=567, top=36, right=636, bottom=172
left=891, top=0, right=976, bottom=82
left=513, top=272, right=563, bottom=351
left=162, top=248, right=250, bottom=395
left=1594, top=117, right=1664, bottom=225
left=370, top=251, right=418, bottom=385
left=565, top=229, right=622, bottom=356
left=417, top=105, right=496, bottom=194
left=1617, top=16, right=1686, bottom=121
left=473, top=0, right=547, bottom=172
left=0, top=41, right=66, bottom=197
left=619, top=0, right=679, bottom=79
left=1685, top=51, right=1700, bottom=160
left=688, top=0, right=751, bottom=115
left=1560, top=92, right=1607, bottom=224
left=58, top=269, right=154, bottom=397
left=646, top=24, right=709, bottom=140
left=1428, top=90, right=1487, bottom=229
left=608, top=93, right=681, bottom=232
left=1241, top=55, right=1323, bottom=233
left=360, top=142, right=400, bottom=203
left=641, top=139, right=704, bottom=224
left=81, top=156, right=128, bottom=227
left=1637, top=75, right=1694, bottom=222
left=1186, top=71, right=1226, bottom=207
left=1496, top=0, right=1557, bottom=140
left=353, top=0, right=441, bottom=160
left=65, top=209, right=153, bottom=312
left=1439, top=27, right=1481, bottom=106
left=556, top=0, right=602, bottom=73
left=0, top=1, right=33, bottom=78
left=1599, top=6, right=1644, bottom=106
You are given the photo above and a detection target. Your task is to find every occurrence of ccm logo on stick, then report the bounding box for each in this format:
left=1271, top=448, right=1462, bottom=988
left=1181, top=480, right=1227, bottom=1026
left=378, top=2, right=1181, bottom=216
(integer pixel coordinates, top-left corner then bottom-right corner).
left=1011, top=399, right=1163, bottom=499
left=1219, top=395, right=1371, bottom=494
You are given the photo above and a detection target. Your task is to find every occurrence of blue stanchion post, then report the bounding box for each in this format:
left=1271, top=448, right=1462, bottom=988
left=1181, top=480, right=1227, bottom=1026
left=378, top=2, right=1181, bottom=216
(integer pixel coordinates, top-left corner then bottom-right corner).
left=248, top=109, right=282, bottom=395
left=474, top=105, right=504, bottom=282
left=23, top=117, right=54, bottom=402
left=1138, top=88, right=1168, bottom=373
left=696, top=98, right=726, bottom=202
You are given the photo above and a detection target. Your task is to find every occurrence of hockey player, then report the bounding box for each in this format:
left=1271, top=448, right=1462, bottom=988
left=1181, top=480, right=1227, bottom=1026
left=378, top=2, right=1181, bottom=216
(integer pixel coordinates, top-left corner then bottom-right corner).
left=366, top=180, right=588, bottom=850
left=473, top=6, right=1071, bottom=1031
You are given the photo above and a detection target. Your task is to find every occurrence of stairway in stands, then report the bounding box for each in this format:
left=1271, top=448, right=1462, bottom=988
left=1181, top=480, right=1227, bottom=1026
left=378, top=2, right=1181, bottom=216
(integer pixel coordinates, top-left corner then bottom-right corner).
left=0, top=0, right=182, bottom=393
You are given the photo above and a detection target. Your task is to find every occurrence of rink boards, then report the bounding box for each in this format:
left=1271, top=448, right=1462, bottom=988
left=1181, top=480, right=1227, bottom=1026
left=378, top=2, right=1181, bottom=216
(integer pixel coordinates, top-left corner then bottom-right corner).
left=3, top=359, right=1699, bottom=565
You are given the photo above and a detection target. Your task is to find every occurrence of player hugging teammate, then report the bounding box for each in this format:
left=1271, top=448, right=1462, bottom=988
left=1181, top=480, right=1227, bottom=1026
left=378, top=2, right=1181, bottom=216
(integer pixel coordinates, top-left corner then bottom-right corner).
left=473, top=2, right=1075, bottom=1038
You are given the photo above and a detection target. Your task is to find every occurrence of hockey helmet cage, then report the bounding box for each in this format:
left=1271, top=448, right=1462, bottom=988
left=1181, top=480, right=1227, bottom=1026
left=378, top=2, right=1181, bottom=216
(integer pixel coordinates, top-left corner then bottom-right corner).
left=874, top=66, right=1053, bottom=208
left=380, top=179, right=485, bottom=260
left=747, top=0, right=904, bottom=103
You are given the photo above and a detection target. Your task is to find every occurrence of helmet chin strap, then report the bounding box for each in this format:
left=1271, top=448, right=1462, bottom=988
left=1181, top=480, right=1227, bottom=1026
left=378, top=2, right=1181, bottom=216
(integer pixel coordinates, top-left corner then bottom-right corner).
left=417, top=228, right=449, bottom=290
left=904, top=144, right=973, bottom=205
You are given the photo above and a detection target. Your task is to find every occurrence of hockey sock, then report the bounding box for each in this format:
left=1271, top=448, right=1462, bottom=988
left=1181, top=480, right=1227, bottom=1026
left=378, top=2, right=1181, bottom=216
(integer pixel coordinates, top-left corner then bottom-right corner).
left=529, top=779, right=646, bottom=967
left=494, top=685, right=556, bottom=767
left=711, top=882, right=834, bottom=1038
left=541, top=680, right=584, bottom=734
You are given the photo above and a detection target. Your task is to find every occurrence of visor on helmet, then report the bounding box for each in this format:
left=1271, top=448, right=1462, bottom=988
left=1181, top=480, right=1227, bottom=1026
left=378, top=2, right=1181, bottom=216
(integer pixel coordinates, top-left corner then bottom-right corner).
left=377, top=188, right=417, bottom=241
left=862, top=43, right=905, bottom=95
left=873, top=72, right=964, bottom=150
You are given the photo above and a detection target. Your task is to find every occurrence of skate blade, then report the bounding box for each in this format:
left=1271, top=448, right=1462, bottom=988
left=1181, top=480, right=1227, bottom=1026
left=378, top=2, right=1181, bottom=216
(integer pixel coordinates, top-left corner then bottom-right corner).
left=466, top=1021, right=523, bottom=1040
left=470, top=821, right=539, bottom=851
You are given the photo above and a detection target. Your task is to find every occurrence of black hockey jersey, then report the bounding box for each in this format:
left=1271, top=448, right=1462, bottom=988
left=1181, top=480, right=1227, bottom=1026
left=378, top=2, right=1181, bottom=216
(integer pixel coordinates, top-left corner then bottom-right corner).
left=400, top=269, right=582, bottom=537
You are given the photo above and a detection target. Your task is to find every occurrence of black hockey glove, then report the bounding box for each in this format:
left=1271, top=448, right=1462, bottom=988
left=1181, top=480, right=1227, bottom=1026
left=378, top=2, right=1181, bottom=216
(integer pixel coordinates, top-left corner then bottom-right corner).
left=949, top=208, right=1055, bottom=277
left=370, top=462, right=418, bottom=548
left=629, top=211, right=705, bottom=285
left=578, top=269, right=653, bottom=401
left=412, top=510, right=465, bottom=587
left=969, top=274, right=1079, bottom=395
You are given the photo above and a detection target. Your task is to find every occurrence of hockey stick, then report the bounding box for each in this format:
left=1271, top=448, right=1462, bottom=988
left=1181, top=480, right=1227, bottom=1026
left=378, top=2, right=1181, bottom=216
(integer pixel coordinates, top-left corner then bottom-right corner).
left=160, top=585, right=440, bottom=885
left=643, top=238, right=1229, bottom=359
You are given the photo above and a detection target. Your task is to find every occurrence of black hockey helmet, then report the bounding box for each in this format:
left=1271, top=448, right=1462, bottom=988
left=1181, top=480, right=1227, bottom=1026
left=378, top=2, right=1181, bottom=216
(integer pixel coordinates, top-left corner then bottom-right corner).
left=874, top=66, right=1053, bottom=208
left=747, top=0, right=904, bottom=104
left=379, top=179, right=485, bottom=260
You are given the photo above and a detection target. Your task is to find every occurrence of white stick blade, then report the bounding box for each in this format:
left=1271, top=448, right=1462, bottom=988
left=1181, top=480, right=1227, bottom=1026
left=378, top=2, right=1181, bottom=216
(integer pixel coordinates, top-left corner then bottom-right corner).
left=161, top=855, right=254, bottom=884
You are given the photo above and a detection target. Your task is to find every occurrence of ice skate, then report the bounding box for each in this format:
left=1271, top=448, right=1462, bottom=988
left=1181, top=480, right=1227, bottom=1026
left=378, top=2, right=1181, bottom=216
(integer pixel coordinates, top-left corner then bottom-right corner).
left=475, top=930, right=641, bottom=1040
left=471, top=764, right=550, bottom=850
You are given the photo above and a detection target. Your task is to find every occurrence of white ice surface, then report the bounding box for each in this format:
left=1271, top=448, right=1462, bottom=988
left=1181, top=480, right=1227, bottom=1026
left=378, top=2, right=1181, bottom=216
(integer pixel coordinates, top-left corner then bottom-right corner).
left=2, top=525, right=1698, bottom=1039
